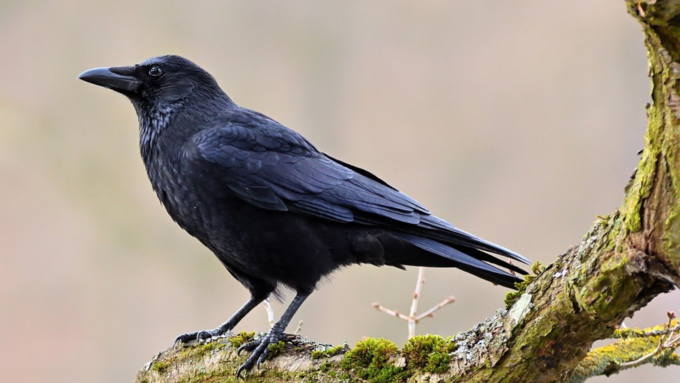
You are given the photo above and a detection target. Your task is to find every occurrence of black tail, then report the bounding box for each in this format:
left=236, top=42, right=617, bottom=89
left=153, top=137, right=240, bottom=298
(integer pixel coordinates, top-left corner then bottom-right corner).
left=388, top=234, right=526, bottom=289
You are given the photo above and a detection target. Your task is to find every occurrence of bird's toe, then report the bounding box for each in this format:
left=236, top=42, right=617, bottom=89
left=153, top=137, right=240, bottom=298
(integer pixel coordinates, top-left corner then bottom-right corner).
left=173, top=329, right=218, bottom=346
left=237, top=339, right=261, bottom=355
left=256, top=347, right=270, bottom=369
left=236, top=330, right=292, bottom=376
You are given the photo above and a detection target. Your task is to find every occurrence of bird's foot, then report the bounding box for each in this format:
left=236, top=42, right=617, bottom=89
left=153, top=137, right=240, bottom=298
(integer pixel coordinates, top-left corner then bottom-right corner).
left=236, top=330, right=296, bottom=378
left=173, top=326, right=231, bottom=347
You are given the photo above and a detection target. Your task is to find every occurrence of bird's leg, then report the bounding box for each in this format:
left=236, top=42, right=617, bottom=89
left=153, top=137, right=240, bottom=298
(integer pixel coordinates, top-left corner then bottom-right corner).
left=174, top=296, right=266, bottom=345
left=236, top=293, right=309, bottom=378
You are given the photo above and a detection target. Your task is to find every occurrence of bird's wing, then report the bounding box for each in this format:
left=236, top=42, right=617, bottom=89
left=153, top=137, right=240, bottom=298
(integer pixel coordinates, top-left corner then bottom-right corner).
left=183, top=124, right=427, bottom=221
left=183, top=123, right=528, bottom=265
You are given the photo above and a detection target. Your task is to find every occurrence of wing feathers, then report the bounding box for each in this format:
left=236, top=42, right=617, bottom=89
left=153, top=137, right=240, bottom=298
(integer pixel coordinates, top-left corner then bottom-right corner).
left=184, top=121, right=528, bottom=275
left=227, top=184, right=288, bottom=211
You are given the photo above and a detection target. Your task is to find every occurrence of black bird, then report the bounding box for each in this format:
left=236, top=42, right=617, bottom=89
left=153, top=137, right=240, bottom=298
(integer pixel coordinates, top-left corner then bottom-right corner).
left=78, top=55, right=529, bottom=377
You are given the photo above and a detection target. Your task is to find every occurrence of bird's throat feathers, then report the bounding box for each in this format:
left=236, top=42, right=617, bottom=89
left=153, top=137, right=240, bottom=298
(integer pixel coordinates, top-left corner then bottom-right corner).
left=135, top=90, right=233, bottom=162
left=137, top=101, right=178, bottom=160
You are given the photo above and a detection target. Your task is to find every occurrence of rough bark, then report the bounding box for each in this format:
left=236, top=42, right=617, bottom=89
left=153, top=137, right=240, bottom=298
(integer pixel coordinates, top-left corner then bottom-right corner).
left=135, top=2, right=680, bottom=382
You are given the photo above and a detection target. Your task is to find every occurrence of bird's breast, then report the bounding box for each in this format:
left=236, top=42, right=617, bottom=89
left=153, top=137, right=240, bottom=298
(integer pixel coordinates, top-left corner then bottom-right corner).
left=145, top=155, right=207, bottom=236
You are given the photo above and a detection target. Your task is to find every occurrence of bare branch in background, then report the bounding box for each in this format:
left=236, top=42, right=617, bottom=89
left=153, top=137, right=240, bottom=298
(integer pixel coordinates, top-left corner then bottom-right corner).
left=372, top=267, right=455, bottom=339
left=264, top=298, right=276, bottom=328
left=293, top=320, right=304, bottom=335
left=264, top=298, right=303, bottom=335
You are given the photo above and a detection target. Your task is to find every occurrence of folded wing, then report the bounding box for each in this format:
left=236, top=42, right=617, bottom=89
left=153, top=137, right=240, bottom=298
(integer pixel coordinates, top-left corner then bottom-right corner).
left=183, top=118, right=528, bottom=287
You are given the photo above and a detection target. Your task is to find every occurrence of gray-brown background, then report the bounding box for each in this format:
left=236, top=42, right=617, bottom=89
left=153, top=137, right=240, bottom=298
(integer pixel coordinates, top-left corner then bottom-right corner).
left=1, top=1, right=677, bottom=382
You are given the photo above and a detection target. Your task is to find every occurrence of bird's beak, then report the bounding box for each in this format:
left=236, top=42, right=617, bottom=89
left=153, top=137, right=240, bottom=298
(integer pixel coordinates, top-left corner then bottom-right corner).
left=78, top=67, right=141, bottom=94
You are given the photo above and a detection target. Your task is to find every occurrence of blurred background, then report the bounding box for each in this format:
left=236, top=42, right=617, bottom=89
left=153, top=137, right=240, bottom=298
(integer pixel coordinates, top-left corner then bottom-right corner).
left=0, top=0, right=677, bottom=382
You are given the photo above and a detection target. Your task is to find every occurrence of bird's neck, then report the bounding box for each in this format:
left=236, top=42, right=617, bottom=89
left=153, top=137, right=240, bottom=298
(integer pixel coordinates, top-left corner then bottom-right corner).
left=137, top=91, right=234, bottom=163
left=138, top=106, right=169, bottom=160
left=135, top=100, right=188, bottom=208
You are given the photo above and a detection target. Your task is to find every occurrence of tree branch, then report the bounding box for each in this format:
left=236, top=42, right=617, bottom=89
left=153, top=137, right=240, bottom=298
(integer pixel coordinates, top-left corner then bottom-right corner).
left=134, top=1, right=680, bottom=382
left=569, top=318, right=680, bottom=382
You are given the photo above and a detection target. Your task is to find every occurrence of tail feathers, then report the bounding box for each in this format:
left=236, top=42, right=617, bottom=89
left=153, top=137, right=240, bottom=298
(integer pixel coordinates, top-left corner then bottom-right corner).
left=394, top=234, right=524, bottom=289
left=355, top=212, right=530, bottom=267
left=460, top=246, right=528, bottom=275
left=418, top=216, right=530, bottom=265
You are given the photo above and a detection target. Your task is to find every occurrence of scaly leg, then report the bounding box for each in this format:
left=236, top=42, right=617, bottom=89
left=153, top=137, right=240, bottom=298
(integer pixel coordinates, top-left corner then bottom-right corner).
left=236, top=293, right=309, bottom=378
left=174, top=295, right=267, bottom=345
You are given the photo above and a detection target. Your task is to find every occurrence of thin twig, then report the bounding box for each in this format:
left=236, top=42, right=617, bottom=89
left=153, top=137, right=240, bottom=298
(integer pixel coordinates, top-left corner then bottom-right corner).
left=264, top=298, right=276, bottom=328
left=372, top=302, right=411, bottom=321
left=615, top=323, right=680, bottom=338
left=372, top=267, right=456, bottom=339
left=619, top=310, right=680, bottom=368
left=637, top=1, right=646, bottom=18
left=619, top=334, right=666, bottom=368
left=294, top=320, right=304, bottom=335
left=408, top=267, right=426, bottom=338
left=415, top=296, right=456, bottom=322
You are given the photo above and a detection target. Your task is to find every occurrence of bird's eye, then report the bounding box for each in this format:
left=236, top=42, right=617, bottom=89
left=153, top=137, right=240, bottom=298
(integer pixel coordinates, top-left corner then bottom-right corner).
left=148, top=66, right=163, bottom=77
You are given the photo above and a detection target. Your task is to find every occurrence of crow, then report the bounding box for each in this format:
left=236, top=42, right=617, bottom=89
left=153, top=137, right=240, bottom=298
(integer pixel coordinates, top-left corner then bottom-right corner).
left=78, top=55, right=529, bottom=377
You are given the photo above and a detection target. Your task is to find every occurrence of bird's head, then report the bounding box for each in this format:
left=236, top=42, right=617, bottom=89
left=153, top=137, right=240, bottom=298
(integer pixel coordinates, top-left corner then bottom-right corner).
left=79, top=55, right=227, bottom=111
left=79, top=55, right=231, bottom=153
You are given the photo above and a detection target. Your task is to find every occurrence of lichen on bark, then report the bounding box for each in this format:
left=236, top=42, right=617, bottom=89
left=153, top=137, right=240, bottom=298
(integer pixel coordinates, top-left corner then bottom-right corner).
left=568, top=319, right=680, bottom=383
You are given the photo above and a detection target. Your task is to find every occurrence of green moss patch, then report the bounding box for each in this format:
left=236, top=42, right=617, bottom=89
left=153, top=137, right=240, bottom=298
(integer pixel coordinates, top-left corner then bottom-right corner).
left=401, top=335, right=456, bottom=374
left=267, top=340, right=285, bottom=358
left=504, top=261, right=546, bottom=309
left=228, top=331, right=255, bottom=348
left=341, top=338, right=407, bottom=382
left=190, top=341, right=222, bottom=357
left=151, top=360, right=170, bottom=373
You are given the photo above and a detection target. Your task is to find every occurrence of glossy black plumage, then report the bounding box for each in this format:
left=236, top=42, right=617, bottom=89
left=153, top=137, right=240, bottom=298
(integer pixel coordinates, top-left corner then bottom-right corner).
left=79, top=55, right=529, bottom=376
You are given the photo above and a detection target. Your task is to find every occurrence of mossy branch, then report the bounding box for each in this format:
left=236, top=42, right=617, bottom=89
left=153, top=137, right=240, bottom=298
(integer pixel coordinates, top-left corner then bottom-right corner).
left=569, top=318, right=680, bottom=382
left=135, top=2, right=680, bottom=382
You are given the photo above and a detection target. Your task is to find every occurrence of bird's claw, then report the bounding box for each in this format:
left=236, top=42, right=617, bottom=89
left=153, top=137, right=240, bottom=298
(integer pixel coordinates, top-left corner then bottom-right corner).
left=256, top=346, right=269, bottom=369
left=237, top=340, right=258, bottom=355
left=236, top=331, right=294, bottom=379
left=173, top=327, right=229, bottom=347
